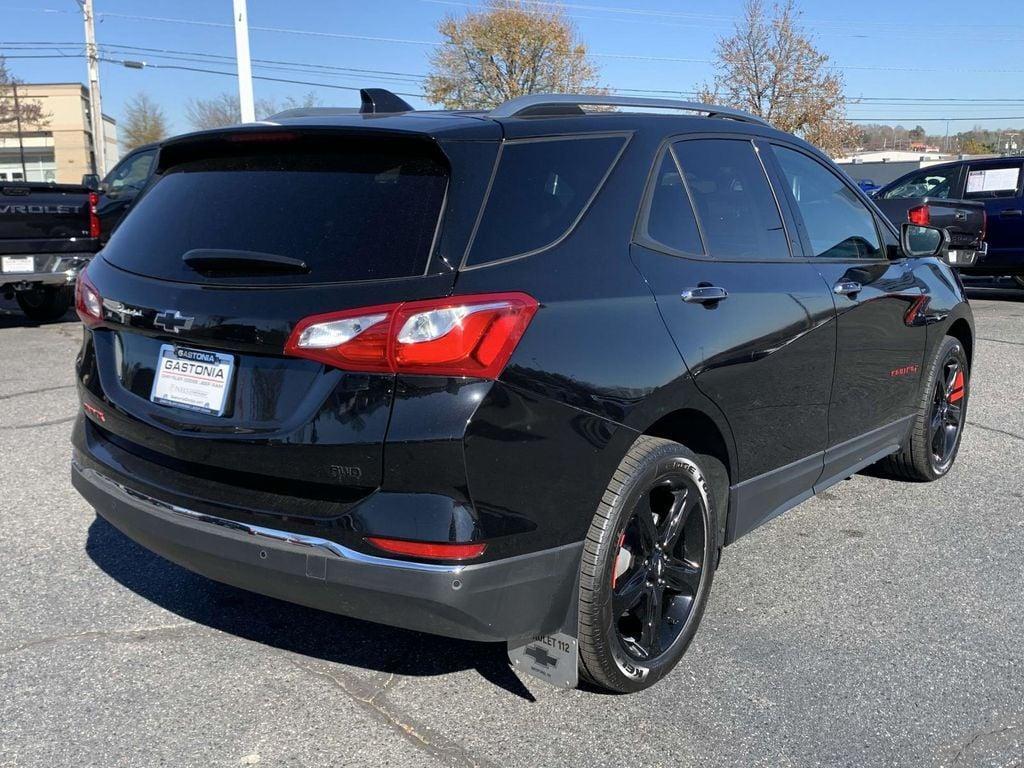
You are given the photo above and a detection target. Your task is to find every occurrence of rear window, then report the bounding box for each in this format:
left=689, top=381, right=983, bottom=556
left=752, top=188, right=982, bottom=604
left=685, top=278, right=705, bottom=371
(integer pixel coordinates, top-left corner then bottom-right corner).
left=642, top=150, right=703, bottom=255
left=102, top=137, right=448, bottom=285
left=964, top=163, right=1022, bottom=199
left=465, top=134, right=626, bottom=266
left=672, top=139, right=790, bottom=260
left=880, top=168, right=956, bottom=200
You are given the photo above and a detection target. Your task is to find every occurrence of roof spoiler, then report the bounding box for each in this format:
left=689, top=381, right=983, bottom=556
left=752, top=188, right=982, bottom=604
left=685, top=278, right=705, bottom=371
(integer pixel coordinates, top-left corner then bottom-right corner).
left=263, top=89, right=414, bottom=121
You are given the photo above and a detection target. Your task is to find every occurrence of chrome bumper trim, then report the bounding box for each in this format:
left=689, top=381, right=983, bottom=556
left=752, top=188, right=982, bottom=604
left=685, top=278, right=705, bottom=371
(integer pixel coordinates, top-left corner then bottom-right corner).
left=73, top=460, right=466, bottom=574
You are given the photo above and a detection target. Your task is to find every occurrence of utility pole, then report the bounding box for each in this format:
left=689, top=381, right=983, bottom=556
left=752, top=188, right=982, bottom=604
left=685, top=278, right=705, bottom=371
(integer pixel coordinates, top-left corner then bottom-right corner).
left=11, top=82, right=28, bottom=179
left=232, top=0, right=256, bottom=122
left=80, top=0, right=106, bottom=176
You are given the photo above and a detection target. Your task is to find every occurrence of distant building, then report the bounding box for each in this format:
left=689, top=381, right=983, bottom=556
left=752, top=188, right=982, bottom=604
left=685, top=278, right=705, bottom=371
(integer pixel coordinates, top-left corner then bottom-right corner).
left=0, top=83, right=118, bottom=184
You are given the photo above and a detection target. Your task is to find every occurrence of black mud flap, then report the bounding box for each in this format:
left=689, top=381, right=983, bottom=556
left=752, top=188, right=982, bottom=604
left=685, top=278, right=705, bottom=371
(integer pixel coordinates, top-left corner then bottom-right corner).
left=506, top=563, right=580, bottom=690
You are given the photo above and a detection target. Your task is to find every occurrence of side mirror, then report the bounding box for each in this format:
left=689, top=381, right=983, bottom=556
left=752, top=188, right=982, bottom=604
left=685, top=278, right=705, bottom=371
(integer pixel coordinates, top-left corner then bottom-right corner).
left=900, top=223, right=948, bottom=258
left=81, top=173, right=100, bottom=191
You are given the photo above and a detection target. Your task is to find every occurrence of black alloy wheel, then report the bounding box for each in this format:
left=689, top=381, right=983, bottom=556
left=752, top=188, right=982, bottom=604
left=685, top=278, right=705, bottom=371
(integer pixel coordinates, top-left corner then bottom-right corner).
left=578, top=437, right=721, bottom=693
left=879, top=335, right=969, bottom=482
left=928, top=350, right=967, bottom=475
left=611, top=475, right=706, bottom=663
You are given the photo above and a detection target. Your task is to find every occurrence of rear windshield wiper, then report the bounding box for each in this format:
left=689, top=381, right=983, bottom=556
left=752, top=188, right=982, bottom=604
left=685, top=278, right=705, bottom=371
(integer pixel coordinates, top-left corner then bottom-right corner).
left=182, top=249, right=310, bottom=275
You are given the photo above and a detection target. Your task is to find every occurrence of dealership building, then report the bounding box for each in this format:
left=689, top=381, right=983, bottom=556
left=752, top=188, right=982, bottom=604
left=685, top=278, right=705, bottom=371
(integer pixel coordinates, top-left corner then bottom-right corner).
left=0, top=82, right=119, bottom=184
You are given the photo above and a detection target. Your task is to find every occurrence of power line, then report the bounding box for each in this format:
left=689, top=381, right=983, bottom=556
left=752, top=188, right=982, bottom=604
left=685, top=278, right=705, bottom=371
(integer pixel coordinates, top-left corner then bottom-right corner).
left=6, top=7, right=1024, bottom=73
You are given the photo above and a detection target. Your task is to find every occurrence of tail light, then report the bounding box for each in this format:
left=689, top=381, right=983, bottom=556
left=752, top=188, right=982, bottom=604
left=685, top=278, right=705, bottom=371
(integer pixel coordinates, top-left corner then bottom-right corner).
left=88, top=191, right=100, bottom=239
left=284, top=292, right=538, bottom=378
left=365, top=536, right=487, bottom=561
left=908, top=204, right=930, bottom=226
left=75, top=270, right=103, bottom=327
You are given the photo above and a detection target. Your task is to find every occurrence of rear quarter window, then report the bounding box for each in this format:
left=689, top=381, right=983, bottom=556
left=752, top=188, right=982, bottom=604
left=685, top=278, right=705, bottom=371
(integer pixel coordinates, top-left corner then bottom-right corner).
left=465, top=134, right=627, bottom=267
left=102, top=136, right=448, bottom=285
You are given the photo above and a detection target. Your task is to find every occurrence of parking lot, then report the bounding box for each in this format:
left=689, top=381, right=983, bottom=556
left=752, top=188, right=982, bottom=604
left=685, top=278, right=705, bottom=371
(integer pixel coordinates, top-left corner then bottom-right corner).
left=0, top=281, right=1021, bottom=768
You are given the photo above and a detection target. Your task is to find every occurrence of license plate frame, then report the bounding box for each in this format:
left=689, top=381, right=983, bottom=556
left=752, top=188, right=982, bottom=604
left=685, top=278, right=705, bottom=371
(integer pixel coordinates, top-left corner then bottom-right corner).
left=150, top=344, right=235, bottom=417
left=1, top=256, right=34, bottom=273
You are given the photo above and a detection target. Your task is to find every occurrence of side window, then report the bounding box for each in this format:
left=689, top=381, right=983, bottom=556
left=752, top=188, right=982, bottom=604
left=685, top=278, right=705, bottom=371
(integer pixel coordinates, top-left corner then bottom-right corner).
left=964, top=163, right=1021, bottom=199
left=672, top=139, right=790, bottom=260
left=880, top=167, right=955, bottom=200
left=466, top=135, right=626, bottom=266
left=642, top=149, right=703, bottom=254
left=106, top=150, right=156, bottom=193
left=773, top=146, right=883, bottom=260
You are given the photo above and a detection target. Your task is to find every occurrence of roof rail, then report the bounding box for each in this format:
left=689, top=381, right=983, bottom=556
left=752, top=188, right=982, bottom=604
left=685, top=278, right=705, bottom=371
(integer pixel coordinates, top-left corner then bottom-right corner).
left=489, top=93, right=770, bottom=126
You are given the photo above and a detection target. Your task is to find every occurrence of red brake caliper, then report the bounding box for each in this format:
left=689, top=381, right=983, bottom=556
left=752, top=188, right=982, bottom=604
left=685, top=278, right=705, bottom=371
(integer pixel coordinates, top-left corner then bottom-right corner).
left=611, top=530, right=626, bottom=588
left=949, top=369, right=965, bottom=403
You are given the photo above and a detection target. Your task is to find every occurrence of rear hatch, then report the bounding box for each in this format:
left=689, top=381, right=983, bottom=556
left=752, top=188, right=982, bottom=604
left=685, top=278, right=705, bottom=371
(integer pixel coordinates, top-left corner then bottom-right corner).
left=80, top=126, right=493, bottom=521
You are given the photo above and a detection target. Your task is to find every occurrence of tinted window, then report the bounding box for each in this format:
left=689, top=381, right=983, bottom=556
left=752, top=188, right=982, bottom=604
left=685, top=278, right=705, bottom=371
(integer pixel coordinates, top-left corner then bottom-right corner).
left=672, top=139, right=789, bottom=260
left=103, top=139, right=448, bottom=285
left=467, top=135, right=625, bottom=265
left=773, top=146, right=882, bottom=260
left=964, top=163, right=1022, bottom=199
left=106, top=149, right=156, bottom=193
left=643, top=150, right=703, bottom=254
left=880, top=167, right=955, bottom=200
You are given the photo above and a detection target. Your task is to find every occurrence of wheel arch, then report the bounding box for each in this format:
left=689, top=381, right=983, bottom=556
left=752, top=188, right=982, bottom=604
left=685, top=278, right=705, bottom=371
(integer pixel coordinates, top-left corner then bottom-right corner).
left=946, top=317, right=974, bottom=369
left=640, top=407, right=735, bottom=552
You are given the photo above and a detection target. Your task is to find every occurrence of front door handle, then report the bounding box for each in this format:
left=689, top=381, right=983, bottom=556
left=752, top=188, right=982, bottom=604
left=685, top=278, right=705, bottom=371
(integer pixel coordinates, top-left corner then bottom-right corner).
left=1000, top=209, right=1023, bottom=218
left=681, top=286, right=729, bottom=304
left=834, top=280, right=862, bottom=297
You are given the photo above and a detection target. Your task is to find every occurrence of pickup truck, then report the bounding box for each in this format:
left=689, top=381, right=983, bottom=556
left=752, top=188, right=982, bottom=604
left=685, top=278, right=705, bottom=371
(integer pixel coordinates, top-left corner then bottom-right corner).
left=874, top=156, right=1024, bottom=286
left=0, top=142, right=160, bottom=321
left=874, top=195, right=987, bottom=269
left=0, top=182, right=100, bottom=320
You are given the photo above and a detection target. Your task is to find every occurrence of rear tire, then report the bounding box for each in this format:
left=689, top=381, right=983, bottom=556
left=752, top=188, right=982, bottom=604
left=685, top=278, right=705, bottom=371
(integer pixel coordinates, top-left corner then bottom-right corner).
left=578, top=436, right=721, bottom=693
left=16, top=286, right=71, bottom=322
left=878, top=335, right=969, bottom=482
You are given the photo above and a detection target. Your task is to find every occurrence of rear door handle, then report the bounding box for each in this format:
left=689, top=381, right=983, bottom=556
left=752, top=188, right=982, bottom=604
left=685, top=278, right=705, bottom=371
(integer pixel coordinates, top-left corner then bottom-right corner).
left=681, top=286, right=728, bottom=304
left=1000, top=209, right=1023, bottom=218
left=833, top=280, right=862, bottom=297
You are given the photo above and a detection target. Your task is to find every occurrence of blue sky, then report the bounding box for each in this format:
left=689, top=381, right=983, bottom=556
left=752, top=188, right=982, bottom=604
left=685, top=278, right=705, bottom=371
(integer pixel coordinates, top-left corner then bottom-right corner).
left=3, top=0, right=1023, bottom=135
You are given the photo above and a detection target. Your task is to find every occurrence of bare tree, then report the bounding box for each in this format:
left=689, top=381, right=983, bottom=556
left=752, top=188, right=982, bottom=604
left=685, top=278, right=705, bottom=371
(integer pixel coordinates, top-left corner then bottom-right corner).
left=0, top=56, right=49, bottom=130
left=121, top=92, right=168, bottom=150
left=697, top=0, right=857, bottom=156
left=184, top=91, right=321, bottom=130
left=425, top=0, right=602, bottom=110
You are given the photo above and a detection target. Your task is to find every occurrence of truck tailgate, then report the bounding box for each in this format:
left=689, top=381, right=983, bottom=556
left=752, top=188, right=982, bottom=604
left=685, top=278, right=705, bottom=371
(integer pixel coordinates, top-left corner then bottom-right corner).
left=0, top=184, right=93, bottom=242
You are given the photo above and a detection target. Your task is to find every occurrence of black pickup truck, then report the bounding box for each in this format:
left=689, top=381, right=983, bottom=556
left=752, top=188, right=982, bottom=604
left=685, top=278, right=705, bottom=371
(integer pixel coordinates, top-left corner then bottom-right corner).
left=1, top=143, right=160, bottom=321
left=874, top=195, right=987, bottom=269
left=0, top=182, right=101, bottom=320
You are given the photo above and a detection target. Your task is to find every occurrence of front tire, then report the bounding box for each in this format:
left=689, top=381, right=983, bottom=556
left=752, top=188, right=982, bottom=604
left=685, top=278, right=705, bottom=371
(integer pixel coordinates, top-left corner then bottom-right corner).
left=16, top=286, right=72, bottom=322
left=578, top=436, right=721, bottom=693
left=879, top=335, right=969, bottom=481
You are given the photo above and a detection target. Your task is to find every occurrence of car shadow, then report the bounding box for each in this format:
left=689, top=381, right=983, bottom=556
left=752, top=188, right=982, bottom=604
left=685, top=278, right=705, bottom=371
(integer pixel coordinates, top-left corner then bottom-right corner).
left=85, top=514, right=537, bottom=701
left=0, top=302, right=78, bottom=329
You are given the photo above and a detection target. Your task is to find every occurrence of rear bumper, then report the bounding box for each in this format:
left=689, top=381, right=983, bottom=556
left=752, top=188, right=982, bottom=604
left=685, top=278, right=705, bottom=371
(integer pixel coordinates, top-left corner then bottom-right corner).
left=956, top=248, right=1024, bottom=275
left=0, top=253, right=93, bottom=289
left=72, top=458, right=581, bottom=643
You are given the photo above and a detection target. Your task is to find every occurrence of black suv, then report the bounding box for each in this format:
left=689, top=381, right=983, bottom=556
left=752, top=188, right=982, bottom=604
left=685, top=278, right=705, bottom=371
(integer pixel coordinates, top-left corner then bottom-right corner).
left=71, top=91, right=974, bottom=694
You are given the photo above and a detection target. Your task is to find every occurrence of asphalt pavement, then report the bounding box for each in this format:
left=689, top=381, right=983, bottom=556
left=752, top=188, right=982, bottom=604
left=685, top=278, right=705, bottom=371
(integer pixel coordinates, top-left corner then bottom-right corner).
left=1, top=281, right=1022, bottom=768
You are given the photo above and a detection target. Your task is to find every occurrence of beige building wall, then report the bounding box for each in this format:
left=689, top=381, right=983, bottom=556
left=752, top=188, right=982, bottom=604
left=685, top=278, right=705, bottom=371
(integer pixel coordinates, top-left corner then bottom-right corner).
left=0, top=83, right=118, bottom=183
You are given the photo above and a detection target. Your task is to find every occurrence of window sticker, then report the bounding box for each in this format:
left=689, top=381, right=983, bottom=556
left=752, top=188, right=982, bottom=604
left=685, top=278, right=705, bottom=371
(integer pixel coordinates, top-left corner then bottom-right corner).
left=966, top=167, right=1020, bottom=194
